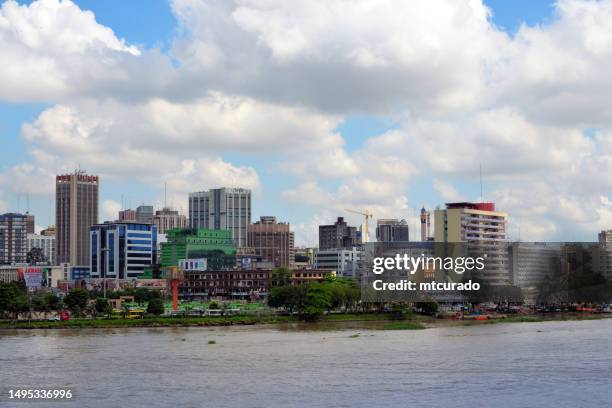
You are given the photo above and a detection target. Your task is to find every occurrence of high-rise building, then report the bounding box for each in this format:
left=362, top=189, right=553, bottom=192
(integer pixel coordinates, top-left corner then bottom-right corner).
left=434, top=202, right=509, bottom=286
left=188, top=188, right=251, bottom=247
left=154, top=207, right=187, bottom=234
left=90, top=222, right=157, bottom=279
left=420, top=207, right=431, bottom=241
left=118, top=209, right=136, bottom=222
left=0, top=213, right=28, bottom=265
left=136, top=205, right=154, bottom=224
left=319, top=217, right=359, bottom=250
left=27, top=233, right=56, bottom=265
left=56, top=172, right=99, bottom=265
left=376, top=219, right=409, bottom=242
left=25, top=213, right=35, bottom=234
left=247, top=216, right=295, bottom=268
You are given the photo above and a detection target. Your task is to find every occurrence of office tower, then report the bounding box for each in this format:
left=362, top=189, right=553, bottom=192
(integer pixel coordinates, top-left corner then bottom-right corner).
left=90, top=222, right=157, bottom=279
left=27, top=233, right=56, bottom=265
left=318, top=217, right=359, bottom=250
left=247, top=216, right=295, bottom=268
left=25, top=213, right=35, bottom=234
left=420, top=207, right=431, bottom=241
left=188, top=188, right=251, bottom=247
left=136, top=205, right=154, bottom=224
left=376, top=219, right=409, bottom=242
left=118, top=209, right=136, bottom=221
left=0, top=213, right=28, bottom=265
left=154, top=207, right=187, bottom=234
left=434, top=202, right=509, bottom=285
left=56, top=172, right=99, bottom=266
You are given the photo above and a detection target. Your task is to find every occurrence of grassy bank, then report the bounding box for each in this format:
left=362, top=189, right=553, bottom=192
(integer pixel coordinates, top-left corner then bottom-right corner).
left=0, top=314, right=294, bottom=329
left=0, top=312, right=609, bottom=330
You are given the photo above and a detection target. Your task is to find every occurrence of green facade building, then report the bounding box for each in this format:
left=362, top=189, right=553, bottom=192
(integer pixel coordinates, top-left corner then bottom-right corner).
left=161, top=228, right=236, bottom=269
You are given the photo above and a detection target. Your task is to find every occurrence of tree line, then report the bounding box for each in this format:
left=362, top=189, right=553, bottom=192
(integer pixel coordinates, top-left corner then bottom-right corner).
left=0, top=282, right=165, bottom=320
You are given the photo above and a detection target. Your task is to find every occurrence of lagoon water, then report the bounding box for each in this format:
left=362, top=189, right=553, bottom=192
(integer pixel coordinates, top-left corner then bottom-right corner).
left=1, top=320, right=611, bottom=407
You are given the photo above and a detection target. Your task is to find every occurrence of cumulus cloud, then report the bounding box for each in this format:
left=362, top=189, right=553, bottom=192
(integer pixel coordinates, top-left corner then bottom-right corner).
left=0, top=0, right=146, bottom=101
left=4, top=0, right=612, bottom=242
left=102, top=199, right=121, bottom=222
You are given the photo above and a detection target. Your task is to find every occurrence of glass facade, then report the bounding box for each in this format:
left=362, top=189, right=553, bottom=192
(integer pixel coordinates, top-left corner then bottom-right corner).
left=90, top=222, right=157, bottom=279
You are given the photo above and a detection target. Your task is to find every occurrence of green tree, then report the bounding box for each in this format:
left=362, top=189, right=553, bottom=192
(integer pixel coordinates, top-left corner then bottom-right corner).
left=416, top=301, right=439, bottom=316
left=63, top=288, right=89, bottom=315
left=302, top=282, right=332, bottom=321
left=0, top=282, right=29, bottom=319
left=147, top=298, right=165, bottom=315
left=134, top=288, right=150, bottom=305
left=94, top=298, right=109, bottom=316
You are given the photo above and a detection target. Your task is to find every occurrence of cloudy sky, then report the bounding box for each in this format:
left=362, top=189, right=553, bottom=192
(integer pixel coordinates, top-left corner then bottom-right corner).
left=1, top=0, right=611, bottom=245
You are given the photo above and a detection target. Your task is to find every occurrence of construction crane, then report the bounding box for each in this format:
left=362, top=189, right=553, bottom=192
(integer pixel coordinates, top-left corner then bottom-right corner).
left=345, top=208, right=373, bottom=243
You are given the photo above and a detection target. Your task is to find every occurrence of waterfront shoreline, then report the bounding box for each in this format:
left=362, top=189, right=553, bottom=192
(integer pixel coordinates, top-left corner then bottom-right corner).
left=1, top=312, right=610, bottom=331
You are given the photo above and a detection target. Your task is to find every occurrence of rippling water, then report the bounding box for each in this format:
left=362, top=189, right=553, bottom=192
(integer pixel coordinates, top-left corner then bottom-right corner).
left=1, top=320, right=611, bottom=407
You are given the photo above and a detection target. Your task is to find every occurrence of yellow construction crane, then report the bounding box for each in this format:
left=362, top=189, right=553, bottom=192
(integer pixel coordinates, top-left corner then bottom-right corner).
left=345, top=208, right=373, bottom=243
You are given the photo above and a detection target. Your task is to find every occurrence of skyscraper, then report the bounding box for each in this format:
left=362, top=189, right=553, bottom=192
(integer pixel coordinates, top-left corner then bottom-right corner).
left=319, top=217, right=360, bottom=250
left=0, top=213, right=27, bottom=265
left=189, top=188, right=251, bottom=247
left=25, top=213, right=35, bottom=234
left=247, top=216, right=295, bottom=267
left=56, top=172, right=99, bottom=265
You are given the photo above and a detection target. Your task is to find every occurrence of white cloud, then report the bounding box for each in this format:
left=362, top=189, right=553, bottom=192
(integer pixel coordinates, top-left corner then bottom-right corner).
left=0, top=0, right=142, bottom=101
left=4, top=0, right=612, bottom=243
left=433, top=179, right=465, bottom=202
left=102, top=199, right=121, bottom=222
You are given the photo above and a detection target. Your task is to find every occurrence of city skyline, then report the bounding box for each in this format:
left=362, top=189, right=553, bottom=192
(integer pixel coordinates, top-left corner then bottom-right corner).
left=2, top=0, right=612, bottom=246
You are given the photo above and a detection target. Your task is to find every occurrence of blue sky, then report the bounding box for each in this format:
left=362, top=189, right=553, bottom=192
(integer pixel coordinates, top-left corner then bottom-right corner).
left=3, top=0, right=609, bottom=244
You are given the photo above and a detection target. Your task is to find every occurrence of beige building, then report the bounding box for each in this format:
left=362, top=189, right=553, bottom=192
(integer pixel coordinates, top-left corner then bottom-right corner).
left=434, top=202, right=510, bottom=286
left=154, top=207, right=187, bottom=234
left=56, top=172, right=99, bottom=266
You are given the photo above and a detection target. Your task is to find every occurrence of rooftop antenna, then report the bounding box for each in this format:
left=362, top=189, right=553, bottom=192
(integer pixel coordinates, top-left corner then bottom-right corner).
left=26, top=193, right=30, bottom=214
left=164, top=182, right=167, bottom=209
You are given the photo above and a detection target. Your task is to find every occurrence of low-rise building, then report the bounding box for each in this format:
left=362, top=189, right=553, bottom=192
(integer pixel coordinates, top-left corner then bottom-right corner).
left=179, top=268, right=334, bottom=300
left=314, top=247, right=362, bottom=278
